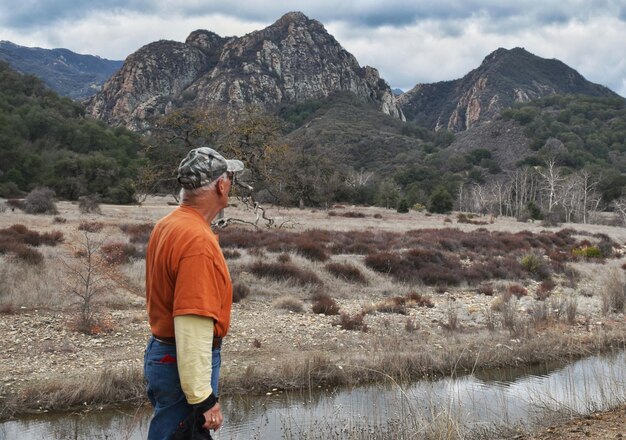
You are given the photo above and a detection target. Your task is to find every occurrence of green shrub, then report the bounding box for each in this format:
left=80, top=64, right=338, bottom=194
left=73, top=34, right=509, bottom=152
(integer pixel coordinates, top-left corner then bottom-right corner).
left=520, top=254, right=549, bottom=278
left=396, top=199, right=409, bottom=213
left=428, top=186, right=453, bottom=214
left=572, top=246, right=602, bottom=259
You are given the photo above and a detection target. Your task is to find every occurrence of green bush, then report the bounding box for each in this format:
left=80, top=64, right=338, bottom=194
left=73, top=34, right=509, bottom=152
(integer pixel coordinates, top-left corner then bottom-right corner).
left=428, top=186, right=453, bottom=214
left=396, top=198, right=409, bottom=213
left=572, top=246, right=603, bottom=259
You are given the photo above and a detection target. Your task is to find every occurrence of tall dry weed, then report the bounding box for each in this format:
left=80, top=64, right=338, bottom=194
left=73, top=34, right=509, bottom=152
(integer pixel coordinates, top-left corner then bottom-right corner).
left=601, top=269, right=626, bottom=314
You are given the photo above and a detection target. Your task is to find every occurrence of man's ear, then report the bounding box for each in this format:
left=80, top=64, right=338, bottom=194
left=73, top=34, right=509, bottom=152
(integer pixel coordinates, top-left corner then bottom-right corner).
left=215, top=176, right=227, bottom=195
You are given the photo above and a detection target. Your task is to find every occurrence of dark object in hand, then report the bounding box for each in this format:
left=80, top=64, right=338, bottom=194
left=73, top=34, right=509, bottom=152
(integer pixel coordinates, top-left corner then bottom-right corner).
left=171, top=407, right=213, bottom=440
left=172, top=393, right=218, bottom=440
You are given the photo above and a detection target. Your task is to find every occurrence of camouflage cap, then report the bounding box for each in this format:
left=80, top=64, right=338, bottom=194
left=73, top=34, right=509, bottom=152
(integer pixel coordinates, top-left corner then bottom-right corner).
left=177, top=147, right=244, bottom=189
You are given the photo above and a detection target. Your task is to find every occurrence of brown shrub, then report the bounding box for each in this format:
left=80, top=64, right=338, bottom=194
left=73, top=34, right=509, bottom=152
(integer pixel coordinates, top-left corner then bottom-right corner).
left=477, top=283, right=495, bottom=296
left=53, top=217, right=67, bottom=224
left=6, top=199, right=24, bottom=210
left=329, top=211, right=367, bottom=218
left=218, top=227, right=264, bottom=249
left=406, top=292, right=435, bottom=308
left=364, top=252, right=403, bottom=274
left=101, top=242, right=141, bottom=265
left=14, top=246, right=44, bottom=265
left=324, top=262, right=367, bottom=284
left=506, top=283, right=527, bottom=298
left=536, top=280, right=555, bottom=300
left=311, top=293, right=340, bottom=315
left=277, top=253, right=291, bottom=263
left=0, top=225, right=61, bottom=265
left=248, top=247, right=266, bottom=257
left=333, top=312, right=368, bottom=331
left=417, top=265, right=462, bottom=286
left=375, top=297, right=408, bottom=314
left=222, top=249, right=241, bottom=260
left=0, top=303, right=15, bottom=314
left=119, top=223, right=154, bottom=244
left=296, top=239, right=329, bottom=262
left=249, top=261, right=322, bottom=286
left=79, top=222, right=105, bottom=233
left=69, top=314, right=115, bottom=336
left=405, top=318, right=418, bottom=332
left=232, top=283, right=250, bottom=303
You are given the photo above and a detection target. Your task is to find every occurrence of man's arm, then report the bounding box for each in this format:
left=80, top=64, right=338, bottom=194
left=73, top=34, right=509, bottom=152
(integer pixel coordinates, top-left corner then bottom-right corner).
left=174, top=315, right=223, bottom=430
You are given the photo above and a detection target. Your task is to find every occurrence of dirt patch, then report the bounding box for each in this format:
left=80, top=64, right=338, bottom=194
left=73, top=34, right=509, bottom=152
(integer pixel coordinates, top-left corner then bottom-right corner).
left=522, top=405, right=626, bottom=439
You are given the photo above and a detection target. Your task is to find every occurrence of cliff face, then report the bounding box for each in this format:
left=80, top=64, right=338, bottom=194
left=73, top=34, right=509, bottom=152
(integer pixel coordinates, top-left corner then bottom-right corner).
left=398, top=47, right=619, bottom=132
left=87, top=12, right=403, bottom=130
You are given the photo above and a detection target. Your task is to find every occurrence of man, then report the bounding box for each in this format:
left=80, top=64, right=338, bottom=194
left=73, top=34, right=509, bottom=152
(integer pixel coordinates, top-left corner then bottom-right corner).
left=144, top=147, right=244, bottom=440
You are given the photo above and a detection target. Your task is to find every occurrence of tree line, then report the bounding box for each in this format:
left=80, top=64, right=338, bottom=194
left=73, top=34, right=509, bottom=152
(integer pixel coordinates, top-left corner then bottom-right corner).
left=0, top=62, right=142, bottom=203
left=2, top=61, right=626, bottom=225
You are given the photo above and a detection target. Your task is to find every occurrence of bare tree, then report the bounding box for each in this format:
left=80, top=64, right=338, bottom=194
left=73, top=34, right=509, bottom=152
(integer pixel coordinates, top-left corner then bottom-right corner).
left=536, top=157, right=564, bottom=215
left=612, top=197, right=626, bottom=225
left=62, top=232, right=116, bottom=334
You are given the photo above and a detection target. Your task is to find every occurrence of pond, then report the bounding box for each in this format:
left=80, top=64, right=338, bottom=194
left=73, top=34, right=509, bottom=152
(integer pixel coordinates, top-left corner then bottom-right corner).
left=2, top=350, right=625, bottom=439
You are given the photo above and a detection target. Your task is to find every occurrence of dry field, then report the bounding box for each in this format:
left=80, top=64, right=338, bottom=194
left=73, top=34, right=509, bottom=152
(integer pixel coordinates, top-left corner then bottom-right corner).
left=1, top=197, right=626, bottom=438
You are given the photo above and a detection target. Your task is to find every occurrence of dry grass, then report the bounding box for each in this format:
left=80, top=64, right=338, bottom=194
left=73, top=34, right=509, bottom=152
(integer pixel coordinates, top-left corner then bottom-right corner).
left=4, top=367, right=144, bottom=416
left=232, top=282, right=250, bottom=303
left=601, top=269, right=626, bottom=314
left=273, top=295, right=304, bottom=313
left=2, top=198, right=626, bottom=421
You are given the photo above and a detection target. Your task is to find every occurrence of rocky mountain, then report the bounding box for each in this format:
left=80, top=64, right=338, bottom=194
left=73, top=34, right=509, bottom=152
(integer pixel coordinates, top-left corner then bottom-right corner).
left=398, top=47, right=619, bottom=132
left=0, top=41, right=123, bottom=100
left=87, top=12, right=403, bottom=130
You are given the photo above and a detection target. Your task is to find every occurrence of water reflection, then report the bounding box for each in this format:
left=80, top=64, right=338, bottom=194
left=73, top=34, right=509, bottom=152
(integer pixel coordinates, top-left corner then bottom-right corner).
left=2, top=351, right=625, bottom=439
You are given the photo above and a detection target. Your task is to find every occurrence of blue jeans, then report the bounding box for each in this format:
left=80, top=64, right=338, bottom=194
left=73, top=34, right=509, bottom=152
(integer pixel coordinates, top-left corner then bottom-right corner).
left=144, top=337, right=222, bottom=440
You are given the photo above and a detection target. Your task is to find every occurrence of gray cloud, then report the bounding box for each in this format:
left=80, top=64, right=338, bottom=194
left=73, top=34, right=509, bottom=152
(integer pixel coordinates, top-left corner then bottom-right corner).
left=3, top=1, right=624, bottom=29
left=1, top=1, right=624, bottom=97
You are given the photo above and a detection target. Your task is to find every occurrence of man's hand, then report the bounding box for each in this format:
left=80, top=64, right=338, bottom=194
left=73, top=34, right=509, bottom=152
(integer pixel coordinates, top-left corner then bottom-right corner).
left=202, top=402, right=223, bottom=431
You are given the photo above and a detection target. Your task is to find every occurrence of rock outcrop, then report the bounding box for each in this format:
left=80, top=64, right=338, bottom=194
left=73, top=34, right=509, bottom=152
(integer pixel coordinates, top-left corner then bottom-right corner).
left=398, top=47, right=619, bottom=132
left=87, top=12, right=403, bottom=130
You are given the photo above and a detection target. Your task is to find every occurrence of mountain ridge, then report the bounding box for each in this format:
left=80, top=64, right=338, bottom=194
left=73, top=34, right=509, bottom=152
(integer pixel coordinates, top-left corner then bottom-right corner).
left=87, top=11, right=404, bottom=130
left=398, top=47, right=619, bottom=132
left=0, top=41, right=123, bottom=100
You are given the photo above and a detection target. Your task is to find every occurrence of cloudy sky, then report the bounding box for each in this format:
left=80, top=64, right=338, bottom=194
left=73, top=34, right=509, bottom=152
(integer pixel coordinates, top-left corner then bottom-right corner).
left=2, top=1, right=625, bottom=96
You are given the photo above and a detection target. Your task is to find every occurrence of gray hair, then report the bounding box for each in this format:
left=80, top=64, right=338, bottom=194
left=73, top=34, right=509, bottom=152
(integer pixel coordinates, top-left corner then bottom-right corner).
left=179, top=172, right=228, bottom=204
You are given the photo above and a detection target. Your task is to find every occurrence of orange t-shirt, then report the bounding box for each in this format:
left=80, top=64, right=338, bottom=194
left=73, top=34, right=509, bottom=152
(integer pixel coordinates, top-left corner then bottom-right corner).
left=146, top=205, right=232, bottom=339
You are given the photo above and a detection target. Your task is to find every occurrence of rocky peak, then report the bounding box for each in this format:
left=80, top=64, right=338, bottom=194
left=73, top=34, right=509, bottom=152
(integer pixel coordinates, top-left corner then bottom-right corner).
left=273, top=11, right=312, bottom=27
left=185, top=30, right=229, bottom=54
left=87, top=12, right=403, bottom=129
left=399, top=47, right=618, bottom=132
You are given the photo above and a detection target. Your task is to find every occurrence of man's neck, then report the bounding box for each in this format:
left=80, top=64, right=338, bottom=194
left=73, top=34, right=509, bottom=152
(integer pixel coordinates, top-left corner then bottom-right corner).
left=181, top=196, right=223, bottom=223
